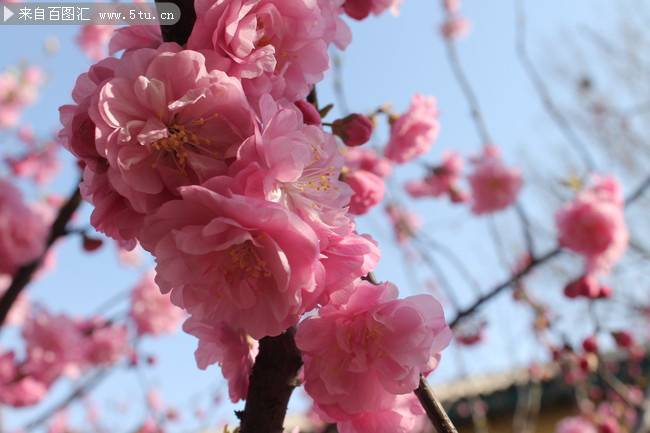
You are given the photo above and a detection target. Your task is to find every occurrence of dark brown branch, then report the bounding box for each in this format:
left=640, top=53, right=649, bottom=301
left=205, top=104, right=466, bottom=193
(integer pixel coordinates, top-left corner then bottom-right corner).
left=239, top=328, right=303, bottom=433
left=0, top=184, right=82, bottom=330
left=414, top=375, right=459, bottom=433
left=155, top=0, right=196, bottom=45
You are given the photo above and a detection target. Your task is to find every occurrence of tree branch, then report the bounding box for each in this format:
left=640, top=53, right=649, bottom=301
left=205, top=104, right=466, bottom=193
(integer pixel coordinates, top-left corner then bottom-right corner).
left=239, top=328, right=303, bottom=433
left=155, top=0, right=196, bottom=45
left=414, top=375, right=459, bottom=433
left=0, top=183, right=82, bottom=330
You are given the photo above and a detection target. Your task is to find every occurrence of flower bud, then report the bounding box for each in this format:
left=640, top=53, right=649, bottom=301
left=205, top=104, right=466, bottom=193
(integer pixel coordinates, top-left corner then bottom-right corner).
left=295, top=100, right=321, bottom=126
left=582, top=336, right=599, bottom=353
left=612, top=330, right=634, bottom=348
left=332, top=113, right=373, bottom=147
left=343, top=0, right=373, bottom=20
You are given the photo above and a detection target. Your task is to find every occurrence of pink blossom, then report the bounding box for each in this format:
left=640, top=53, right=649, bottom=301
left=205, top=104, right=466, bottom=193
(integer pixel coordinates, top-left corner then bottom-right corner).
left=336, top=395, right=426, bottom=433
left=109, top=25, right=162, bottom=55
left=385, top=95, right=440, bottom=164
left=77, top=25, right=115, bottom=61
left=22, top=310, right=86, bottom=384
left=130, top=271, right=183, bottom=336
left=467, top=145, right=522, bottom=214
left=60, top=45, right=256, bottom=245
left=556, top=175, right=628, bottom=276
left=343, top=0, right=402, bottom=20
left=344, top=147, right=393, bottom=178
left=555, top=417, right=597, bottom=433
left=187, top=0, right=349, bottom=101
left=84, top=322, right=129, bottom=366
left=183, top=317, right=258, bottom=402
left=230, top=96, right=351, bottom=244
left=443, top=0, right=460, bottom=13
left=345, top=169, right=385, bottom=215
left=0, top=351, right=48, bottom=407
left=5, top=140, right=60, bottom=184
left=385, top=204, right=421, bottom=244
left=405, top=151, right=465, bottom=200
left=296, top=280, right=452, bottom=424
left=0, top=179, right=48, bottom=275
left=441, top=16, right=471, bottom=40
left=140, top=179, right=323, bottom=339
left=0, top=66, right=44, bottom=128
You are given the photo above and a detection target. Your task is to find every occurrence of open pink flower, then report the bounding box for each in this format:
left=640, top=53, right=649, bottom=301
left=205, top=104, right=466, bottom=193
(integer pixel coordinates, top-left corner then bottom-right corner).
left=296, top=280, right=451, bottom=425
left=83, top=321, right=129, bottom=366
left=556, top=175, right=627, bottom=276
left=0, top=179, right=48, bottom=275
left=188, top=0, right=349, bottom=101
left=344, top=147, right=392, bottom=178
left=385, top=95, right=440, bottom=164
left=140, top=179, right=322, bottom=339
left=231, top=95, right=351, bottom=244
left=130, top=271, right=183, bottom=336
left=345, top=169, right=385, bottom=215
left=335, top=395, right=426, bottom=433
left=60, top=44, right=256, bottom=245
left=467, top=145, right=522, bottom=214
left=76, top=25, right=115, bottom=61
left=385, top=203, right=421, bottom=244
left=183, top=317, right=258, bottom=402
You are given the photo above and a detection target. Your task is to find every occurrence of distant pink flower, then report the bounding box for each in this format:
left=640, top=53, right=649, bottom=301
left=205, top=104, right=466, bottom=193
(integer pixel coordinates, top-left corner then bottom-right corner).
left=77, top=25, right=115, bottom=61
left=84, top=322, right=129, bottom=366
left=0, top=66, right=44, bottom=128
left=343, top=0, right=402, bottom=20
left=405, top=151, right=465, bottom=201
left=22, top=310, right=85, bottom=384
left=467, top=145, right=522, bottom=214
left=555, top=417, right=597, bottom=433
left=0, top=351, right=48, bottom=407
left=184, top=318, right=258, bottom=402
left=296, top=280, right=451, bottom=424
left=345, top=169, right=385, bottom=215
left=443, top=0, right=460, bottom=13
left=47, top=411, right=68, bottom=433
left=130, top=271, right=183, bottom=336
left=556, top=175, right=628, bottom=276
left=441, top=16, right=471, bottom=40
left=0, top=179, right=48, bottom=275
left=385, top=204, right=421, bottom=244
left=5, top=141, right=60, bottom=184
left=345, top=147, right=393, bottom=178
left=140, top=179, right=322, bottom=339
left=385, top=95, right=440, bottom=164
left=187, top=0, right=350, bottom=101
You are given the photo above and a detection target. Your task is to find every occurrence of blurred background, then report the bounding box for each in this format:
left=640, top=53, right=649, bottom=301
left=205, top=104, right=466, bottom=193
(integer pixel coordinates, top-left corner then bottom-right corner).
left=1, top=0, right=649, bottom=432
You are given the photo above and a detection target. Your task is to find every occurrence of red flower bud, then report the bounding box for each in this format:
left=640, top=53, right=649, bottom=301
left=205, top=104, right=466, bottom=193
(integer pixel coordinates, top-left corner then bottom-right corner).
left=82, top=234, right=103, bottom=252
left=343, top=0, right=373, bottom=20
left=295, top=100, right=321, bottom=126
left=332, top=113, right=373, bottom=147
left=611, top=330, right=634, bottom=348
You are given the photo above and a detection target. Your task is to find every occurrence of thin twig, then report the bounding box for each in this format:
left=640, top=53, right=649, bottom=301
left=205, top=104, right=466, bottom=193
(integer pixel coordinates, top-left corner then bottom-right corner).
left=0, top=183, right=82, bottom=330
left=515, top=0, right=596, bottom=171
left=414, top=375, right=459, bottom=433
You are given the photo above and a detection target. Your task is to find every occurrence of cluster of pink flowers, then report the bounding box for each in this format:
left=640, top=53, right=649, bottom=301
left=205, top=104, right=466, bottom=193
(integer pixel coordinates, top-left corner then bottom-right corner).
left=0, top=65, right=44, bottom=128
left=296, top=281, right=451, bottom=432
left=77, top=25, right=115, bottom=61
left=405, top=151, right=468, bottom=203
left=556, top=175, right=628, bottom=298
left=467, top=145, right=522, bottom=215
left=0, top=179, right=48, bottom=276
left=57, top=2, right=453, bottom=431
left=5, top=133, right=61, bottom=185
left=130, top=272, right=183, bottom=336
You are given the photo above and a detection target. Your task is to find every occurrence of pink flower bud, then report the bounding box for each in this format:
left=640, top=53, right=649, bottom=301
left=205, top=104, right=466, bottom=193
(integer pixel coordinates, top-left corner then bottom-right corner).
left=295, top=100, right=321, bottom=126
left=343, top=0, right=373, bottom=20
left=611, top=331, right=634, bottom=348
left=582, top=336, right=599, bottom=353
left=332, top=113, right=373, bottom=146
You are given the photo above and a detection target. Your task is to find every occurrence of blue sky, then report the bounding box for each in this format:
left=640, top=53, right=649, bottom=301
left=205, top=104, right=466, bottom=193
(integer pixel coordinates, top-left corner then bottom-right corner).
left=0, top=0, right=627, bottom=431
